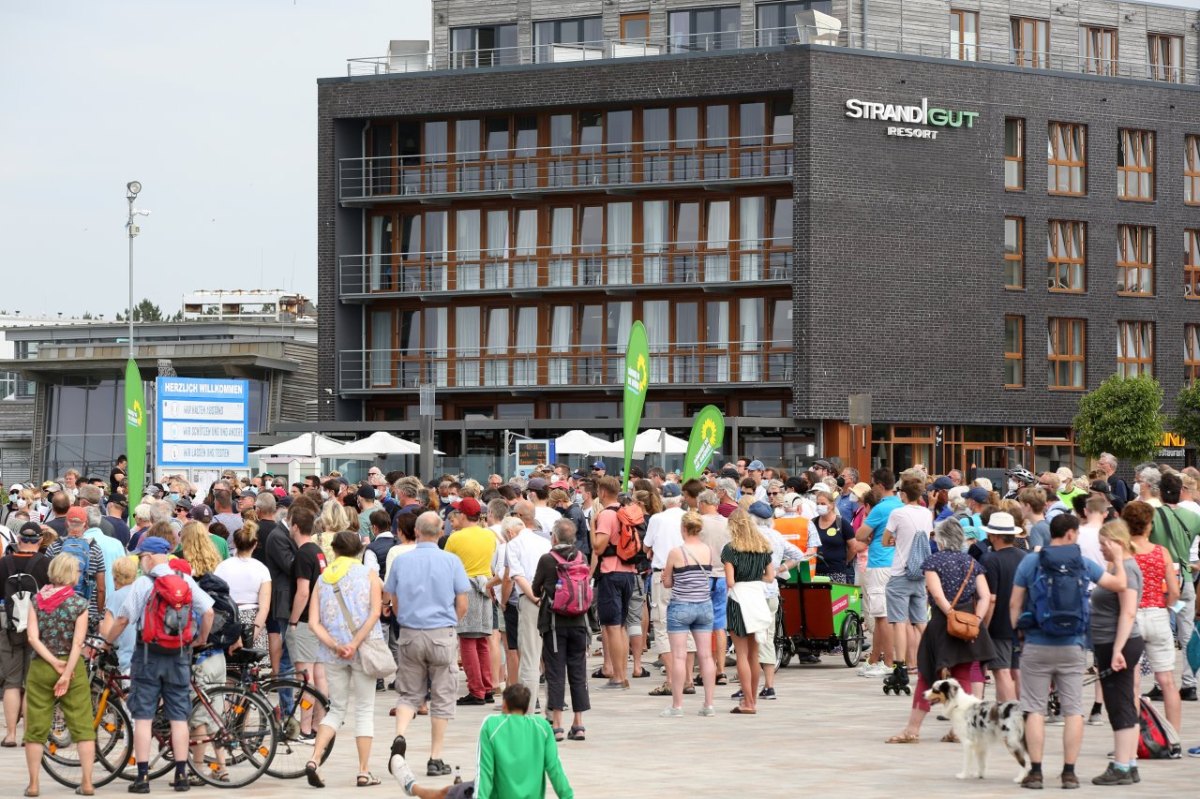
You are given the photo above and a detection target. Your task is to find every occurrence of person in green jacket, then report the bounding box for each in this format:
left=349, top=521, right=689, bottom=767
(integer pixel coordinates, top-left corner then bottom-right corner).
left=388, top=683, right=573, bottom=799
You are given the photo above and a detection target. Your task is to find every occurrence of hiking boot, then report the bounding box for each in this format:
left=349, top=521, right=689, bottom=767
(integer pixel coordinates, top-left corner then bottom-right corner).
left=1019, top=772, right=1043, bottom=790
left=1060, top=771, right=1079, bottom=789
left=1129, top=766, right=1140, bottom=783
left=426, top=759, right=451, bottom=777
left=128, top=781, right=150, bottom=795
left=1090, top=764, right=1131, bottom=786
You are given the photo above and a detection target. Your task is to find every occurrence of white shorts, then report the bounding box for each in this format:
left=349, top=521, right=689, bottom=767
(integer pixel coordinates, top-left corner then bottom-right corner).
left=1136, top=607, right=1176, bottom=673
left=865, top=568, right=891, bottom=618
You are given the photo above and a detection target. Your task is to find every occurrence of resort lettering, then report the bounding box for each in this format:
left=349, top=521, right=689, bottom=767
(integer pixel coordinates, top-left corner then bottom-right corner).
left=844, top=97, right=979, bottom=141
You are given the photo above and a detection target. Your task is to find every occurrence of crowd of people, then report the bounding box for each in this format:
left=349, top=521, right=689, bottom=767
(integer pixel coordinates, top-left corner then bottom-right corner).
left=0, top=452, right=1196, bottom=795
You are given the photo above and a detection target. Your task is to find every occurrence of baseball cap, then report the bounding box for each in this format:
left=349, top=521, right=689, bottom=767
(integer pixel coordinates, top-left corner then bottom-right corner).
left=592, top=461, right=606, bottom=471
left=1088, top=480, right=1115, bottom=499
left=41, top=481, right=62, bottom=493
left=984, top=511, right=1020, bottom=536
left=65, top=506, right=88, bottom=525
left=932, top=476, right=955, bottom=492
left=747, top=501, right=773, bottom=520
left=188, top=504, right=213, bottom=523
left=174, top=495, right=193, bottom=512
left=18, top=521, right=43, bottom=542
left=526, top=477, right=548, bottom=491
left=747, top=460, right=765, bottom=471
left=849, top=482, right=871, bottom=501
left=356, top=484, right=377, bottom=501
left=813, top=459, right=833, bottom=471
left=964, top=487, right=990, bottom=504
left=661, top=482, right=682, bottom=498
left=571, top=470, right=586, bottom=480
left=811, top=482, right=834, bottom=497
left=8, top=484, right=22, bottom=493
left=134, top=536, right=172, bottom=555
left=457, top=497, right=481, bottom=518
left=272, top=486, right=286, bottom=498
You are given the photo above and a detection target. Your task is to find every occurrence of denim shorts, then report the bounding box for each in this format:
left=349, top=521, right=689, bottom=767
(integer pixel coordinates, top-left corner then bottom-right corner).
left=667, top=600, right=714, bottom=634
left=711, top=577, right=728, bottom=631
left=127, top=649, right=192, bottom=721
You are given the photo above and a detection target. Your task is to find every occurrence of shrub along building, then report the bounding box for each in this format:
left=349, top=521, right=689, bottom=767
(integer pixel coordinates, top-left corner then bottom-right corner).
left=316, top=0, right=1200, bottom=477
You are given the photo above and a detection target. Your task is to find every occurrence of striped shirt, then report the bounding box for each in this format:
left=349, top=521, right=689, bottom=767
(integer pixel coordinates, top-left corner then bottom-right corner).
left=669, top=546, right=713, bottom=604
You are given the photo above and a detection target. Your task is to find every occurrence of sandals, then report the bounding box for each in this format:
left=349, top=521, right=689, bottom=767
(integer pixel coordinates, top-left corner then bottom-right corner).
left=75, top=789, right=95, bottom=796
left=356, top=773, right=381, bottom=787
left=630, top=669, right=650, bottom=678
left=2, top=738, right=17, bottom=748
left=552, top=727, right=564, bottom=742
left=941, top=732, right=959, bottom=743
left=683, top=685, right=695, bottom=695
left=24, top=789, right=38, bottom=798
left=885, top=732, right=920, bottom=744
left=730, top=706, right=757, bottom=714
left=648, top=684, right=672, bottom=696
left=567, top=725, right=586, bottom=741
left=305, top=761, right=325, bottom=788
left=715, top=674, right=728, bottom=686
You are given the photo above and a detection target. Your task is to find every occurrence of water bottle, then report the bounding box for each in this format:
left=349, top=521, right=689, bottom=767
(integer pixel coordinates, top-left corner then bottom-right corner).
left=453, top=766, right=462, bottom=785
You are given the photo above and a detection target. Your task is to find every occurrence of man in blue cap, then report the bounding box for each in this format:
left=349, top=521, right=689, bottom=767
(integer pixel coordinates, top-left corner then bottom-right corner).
left=746, top=460, right=767, bottom=502
left=591, top=461, right=606, bottom=476
left=103, top=533, right=215, bottom=793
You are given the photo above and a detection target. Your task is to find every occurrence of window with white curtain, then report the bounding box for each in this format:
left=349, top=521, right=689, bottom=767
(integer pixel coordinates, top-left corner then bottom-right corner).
left=739, top=197, right=763, bottom=282
left=456, top=210, right=481, bottom=290
left=770, top=198, right=793, bottom=279
left=456, top=306, right=480, bottom=386
left=485, top=209, right=509, bottom=289
left=398, top=310, right=421, bottom=387
left=705, top=301, right=729, bottom=381
left=643, top=201, right=668, bottom=284
left=739, top=298, right=763, bottom=381
left=579, top=207, right=603, bottom=286
left=514, top=307, right=538, bottom=385
left=549, top=306, right=573, bottom=385
left=426, top=211, right=448, bottom=291
left=643, top=300, right=670, bottom=382
left=607, top=202, right=633, bottom=284
left=607, top=301, right=632, bottom=382
left=514, top=210, right=537, bottom=288
left=676, top=302, right=699, bottom=382
left=484, top=307, right=509, bottom=385
left=549, top=208, right=574, bottom=286
left=369, top=217, right=390, bottom=291
left=705, top=201, right=730, bottom=282
left=426, top=307, right=448, bottom=386
left=370, top=310, right=392, bottom=386
left=769, top=299, right=792, bottom=380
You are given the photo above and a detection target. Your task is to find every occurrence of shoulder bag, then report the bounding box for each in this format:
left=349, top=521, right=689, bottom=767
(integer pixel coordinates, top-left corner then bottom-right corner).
left=945, top=562, right=981, bottom=642
left=331, top=581, right=394, bottom=680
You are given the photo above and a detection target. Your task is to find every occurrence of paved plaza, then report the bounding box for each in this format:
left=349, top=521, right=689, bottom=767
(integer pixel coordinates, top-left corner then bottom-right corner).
left=2, top=651, right=1196, bottom=798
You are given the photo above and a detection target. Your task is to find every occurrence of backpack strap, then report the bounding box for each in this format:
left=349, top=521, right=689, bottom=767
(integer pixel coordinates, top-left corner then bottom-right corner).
left=1155, top=507, right=1189, bottom=570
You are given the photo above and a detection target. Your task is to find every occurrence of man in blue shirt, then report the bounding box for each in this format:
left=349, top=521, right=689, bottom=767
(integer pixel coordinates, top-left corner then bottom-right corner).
left=384, top=511, right=470, bottom=779
left=1009, top=514, right=1125, bottom=790
left=854, top=468, right=902, bottom=677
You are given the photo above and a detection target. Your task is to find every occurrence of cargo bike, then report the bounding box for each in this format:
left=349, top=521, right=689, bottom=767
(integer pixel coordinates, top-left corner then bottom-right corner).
left=773, top=560, right=866, bottom=668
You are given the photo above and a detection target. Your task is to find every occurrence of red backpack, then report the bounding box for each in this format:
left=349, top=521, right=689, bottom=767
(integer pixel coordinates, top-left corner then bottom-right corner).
left=604, top=504, right=646, bottom=565
left=1137, top=696, right=1181, bottom=759
left=141, top=572, right=195, bottom=654
left=549, top=551, right=592, bottom=617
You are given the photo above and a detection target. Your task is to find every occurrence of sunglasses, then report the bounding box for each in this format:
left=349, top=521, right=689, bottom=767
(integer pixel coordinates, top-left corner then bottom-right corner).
left=767, top=492, right=781, bottom=496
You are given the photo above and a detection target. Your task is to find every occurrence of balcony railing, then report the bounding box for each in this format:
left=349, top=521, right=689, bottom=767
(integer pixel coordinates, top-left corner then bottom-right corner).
left=339, top=240, right=793, bottom=299
left=344, top=24, right=1196, bottom=86
left=339, top=340, right=792, bottom=394
left=339, top=135, right=792, bottom=202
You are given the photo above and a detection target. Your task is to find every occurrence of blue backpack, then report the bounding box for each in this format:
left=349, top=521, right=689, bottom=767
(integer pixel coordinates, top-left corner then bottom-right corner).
left=1019, top=544, right=1089, bottom=637
left=60, top=536, right=93, bottom=601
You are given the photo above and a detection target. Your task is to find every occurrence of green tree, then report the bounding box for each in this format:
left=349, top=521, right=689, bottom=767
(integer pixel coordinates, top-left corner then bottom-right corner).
left=115, top=298, right=165, bottom=322
left=1171, top=380, right=1200, bottom=449
left=1072, top=374, right=1164, bottom=462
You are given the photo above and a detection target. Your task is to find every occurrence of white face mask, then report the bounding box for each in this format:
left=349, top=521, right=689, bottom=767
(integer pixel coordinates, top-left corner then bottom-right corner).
left=773, top=506, right=787, bottom=519
left=1007, top=480, right=1019, bottom=492
left=815, top=504, right=830, bottom=516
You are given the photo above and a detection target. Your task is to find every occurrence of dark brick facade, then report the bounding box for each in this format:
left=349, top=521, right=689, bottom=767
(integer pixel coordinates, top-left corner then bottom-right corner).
left=318, top=45, right=1200, bottom=427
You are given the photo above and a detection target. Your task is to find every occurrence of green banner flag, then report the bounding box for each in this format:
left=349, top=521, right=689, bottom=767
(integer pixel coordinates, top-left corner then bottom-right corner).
left=681, top=405, right=726, bottom=483
left=622, top=321, right=649, bottom=490
left=124, top=358, right=147, bottom=511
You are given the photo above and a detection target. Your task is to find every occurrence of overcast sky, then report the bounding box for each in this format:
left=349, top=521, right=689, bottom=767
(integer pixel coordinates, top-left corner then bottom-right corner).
left=0, top=0, right=429, bottom=319
left=2, top=0, right=1198, bottom=318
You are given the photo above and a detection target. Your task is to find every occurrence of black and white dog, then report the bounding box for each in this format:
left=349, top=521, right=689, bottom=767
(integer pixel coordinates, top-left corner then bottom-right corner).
left=923, top=678, right=1029, bottom=782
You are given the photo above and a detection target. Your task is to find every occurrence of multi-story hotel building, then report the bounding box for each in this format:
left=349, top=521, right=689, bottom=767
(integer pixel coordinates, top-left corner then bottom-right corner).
left=316, top=0, right=1200, bottom=477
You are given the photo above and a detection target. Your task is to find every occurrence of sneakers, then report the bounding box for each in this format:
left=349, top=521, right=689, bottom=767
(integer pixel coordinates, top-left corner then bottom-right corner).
left=1129, top=766, right=1140, bottom=784
left=1019, top=771, right=1043, bottom=790
left=1060, top=771, right=1079, bottom=789
left=1144, top=685, right=1163, bottom=701
left=456, top=694, right=486, bottom=706
left=1181, top=686, right=1197, bottom=701
left=698, top=706, right=715, bottom=717
left=388, top=753, right=417, bottom=796
left=483, top=691, right=495, bottom=703
left=1090, top=764, right=1131, bottom=786
left=1087, top=711, right=1106, bottom=726
left=426, top=758, right=452, bottom=777
left=659, top=706, right=684, bottom=718
left=1045, top=714, right=1064, bottom=725
left=731, top=689, right=744, bottom=699
left=858, top=661, right=891, bottom=678
left=128, top=781, right=150, bottom=795
left=1188, top=745, right=1200, bottom=758
left=758, top=687, right=776, bottom=699
left=387, top=736, right=407, bottom=773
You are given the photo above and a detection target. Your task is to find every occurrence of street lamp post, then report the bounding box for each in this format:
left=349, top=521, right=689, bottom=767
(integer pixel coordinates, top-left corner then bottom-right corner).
left=125, top=180, right=144, bottom=357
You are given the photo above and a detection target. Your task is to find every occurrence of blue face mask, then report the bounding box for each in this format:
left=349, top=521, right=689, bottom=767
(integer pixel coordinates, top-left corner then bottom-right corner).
left=168, top=493, right=180, bottom=503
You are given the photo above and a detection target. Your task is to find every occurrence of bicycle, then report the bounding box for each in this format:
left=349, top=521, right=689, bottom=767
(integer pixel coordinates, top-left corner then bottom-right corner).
left=42, top=638, right=279, bottom=789
left=224, top=645, right=334, bottom=780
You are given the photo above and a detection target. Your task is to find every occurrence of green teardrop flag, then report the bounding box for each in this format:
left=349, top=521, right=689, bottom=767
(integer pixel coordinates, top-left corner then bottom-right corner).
left=124, top=358, right=146, bottom=511
left=681, top=405, right=726, bottom=483
left=622, top=321, right=649, bottom=491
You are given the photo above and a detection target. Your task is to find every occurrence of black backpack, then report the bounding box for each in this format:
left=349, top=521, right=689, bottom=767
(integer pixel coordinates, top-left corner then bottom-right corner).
left=196, top=572, right=241, bottom=651
left=4, top=559, right=41, bottom=640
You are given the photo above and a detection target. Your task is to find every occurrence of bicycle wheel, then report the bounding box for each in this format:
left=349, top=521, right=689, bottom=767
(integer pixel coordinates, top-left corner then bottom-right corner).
left=263, top=679, right=334, bottom=779
left=188, top=686, right=277, bottom=788
left=42, top=691, right=133, bottom=789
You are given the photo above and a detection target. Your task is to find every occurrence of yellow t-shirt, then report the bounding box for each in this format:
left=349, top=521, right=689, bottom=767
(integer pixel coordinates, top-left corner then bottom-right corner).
left=444, top=525, right=497, bottom=578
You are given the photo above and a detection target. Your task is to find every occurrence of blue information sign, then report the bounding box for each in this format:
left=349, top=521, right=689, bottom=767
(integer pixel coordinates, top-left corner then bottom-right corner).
left=155, top=377, right=249, bottom=468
